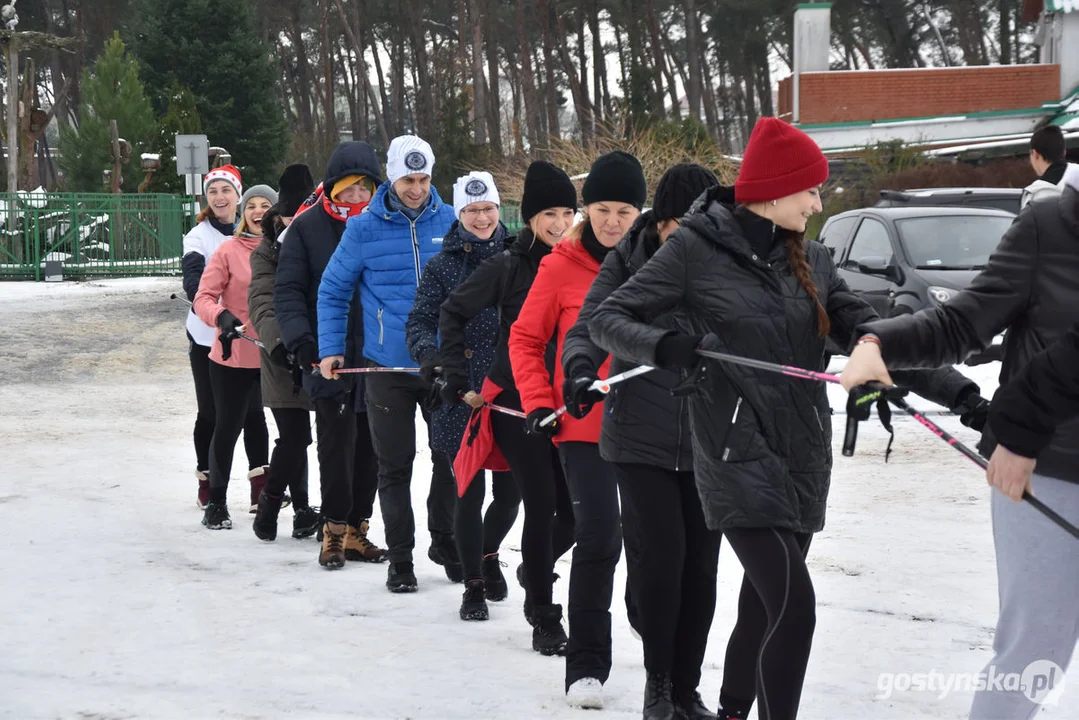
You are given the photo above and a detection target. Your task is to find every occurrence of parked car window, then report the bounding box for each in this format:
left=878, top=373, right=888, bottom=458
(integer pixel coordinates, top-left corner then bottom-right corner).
left=844, top=218, right=894, bottom=269
left=896, top=215, right=1014, bottom=270
left=819, top=216, right=857, bottom=258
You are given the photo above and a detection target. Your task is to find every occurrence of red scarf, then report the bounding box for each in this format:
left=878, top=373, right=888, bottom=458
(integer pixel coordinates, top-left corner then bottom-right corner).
left=291, top=182, right=370, bottom=223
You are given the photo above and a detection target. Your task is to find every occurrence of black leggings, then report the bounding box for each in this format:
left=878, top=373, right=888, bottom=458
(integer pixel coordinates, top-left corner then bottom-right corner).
left=454, top=463, right=521, bottom=581
left=720, top=529, right=815, bottom=720
left=614, top=462, right=721, bottom=695
left=206, top=361, right=268, bottom=502
left=490, top=391, right=574, bottom=607
left=266, top=407, right=312, bottom=507
left=189, top=337, right=266, bottom=473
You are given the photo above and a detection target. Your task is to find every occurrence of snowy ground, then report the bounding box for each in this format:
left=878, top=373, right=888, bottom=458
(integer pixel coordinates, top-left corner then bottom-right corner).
left=1, top=278, right=1075, bottom=720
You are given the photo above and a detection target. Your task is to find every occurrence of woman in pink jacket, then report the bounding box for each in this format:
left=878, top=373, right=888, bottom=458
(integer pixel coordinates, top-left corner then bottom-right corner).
left=194, top=185, right=279, bottom=530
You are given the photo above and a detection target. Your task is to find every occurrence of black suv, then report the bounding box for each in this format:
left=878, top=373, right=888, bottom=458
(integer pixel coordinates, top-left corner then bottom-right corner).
left=875, top=187, right=1022, bottom=215
left=818, top=205, right=1013, bottom=364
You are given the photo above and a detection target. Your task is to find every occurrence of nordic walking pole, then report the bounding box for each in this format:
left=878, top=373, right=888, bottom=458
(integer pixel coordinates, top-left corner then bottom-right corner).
left=540, top=364, right=655, bottom=427
left=461, top=391, right=529, bottom=419
left=170, top=293, right=264, bottom=348
left=312, top=365, right=421, bottom=376
left=694, top=348, right=1079, bottom=541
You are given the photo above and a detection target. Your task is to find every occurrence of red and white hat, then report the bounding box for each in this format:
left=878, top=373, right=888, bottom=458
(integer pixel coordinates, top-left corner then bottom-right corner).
left=203, top=165, right=243, bottom=197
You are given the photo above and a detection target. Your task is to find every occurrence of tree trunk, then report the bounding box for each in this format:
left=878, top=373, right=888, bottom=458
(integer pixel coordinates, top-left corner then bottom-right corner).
left=484, top=0, right=504, bottom=155
left=319, top=0, right=339, bottom=144
left=331, top=0, right=388, bottom=145
left=535, top=0, right=562, bottom=140
left=589, top=0, right=607, bottom=125
left=338, top=43, right=359, bottom=140
left=505, top=58, right=525, bottom=154
left=392, top=30, right=407, bottom=133
left=682, top=0, right=702, bottom=121
left=553, top=7, right=593, bottom=144
left=515, top=0, right=545, bottom=149
left=645, top=0, right=681, bottom=118
left=470, top=0, right=488, bottom=145
left=660, top=25, right=691, bottom=117
left=698, top=37, right=720, bottom=141
left=404, top=0, right=436, bottom=137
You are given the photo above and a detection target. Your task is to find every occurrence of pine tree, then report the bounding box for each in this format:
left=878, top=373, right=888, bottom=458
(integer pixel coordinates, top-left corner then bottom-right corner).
left=129, top=0, right=289, bottom=187
left=147, top=85, right=203, bottom=193
left=57, top=33, right=156, bottom=192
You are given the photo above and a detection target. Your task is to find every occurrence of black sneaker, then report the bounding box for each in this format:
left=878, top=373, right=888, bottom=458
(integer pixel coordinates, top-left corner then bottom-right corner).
left=252, top=492, right=283, bottom=541
left=428, top=534, right=464, bottom=583
left=482, top=553, right=508, bottom=601
left=202, top=501, right=232, bottom=530
left=459, top=579, right=489, bottom=621
left=386, top=562, right=418, bottom=593
left=531, top=603, right=568, bottom=656
left=292, top=505, right=321, bottom=539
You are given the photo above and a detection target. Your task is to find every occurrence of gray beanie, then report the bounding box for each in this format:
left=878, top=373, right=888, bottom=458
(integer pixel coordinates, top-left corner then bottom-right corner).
left=240, top=184, right=278, bottom=209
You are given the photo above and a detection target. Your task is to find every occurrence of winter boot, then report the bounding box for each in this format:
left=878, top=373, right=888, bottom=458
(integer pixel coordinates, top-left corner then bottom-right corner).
left=292, top=505, right=321, bottom=540
left=517, top=564, right=561, bottom=626
left=459, top=579, right=489, bottom=621
left=318, top=521, right=347, bottom=569
left=247, top=466, right=269, bottom=514
left=196, top=470, right=210, bottom=510
left=482, top=553, right=508, bottom=602
left=643, top=673, right=678, bottom=720
left=531, top=603, right=568, bottom=656
left=346, top=520, right=386, bottom=563
left=252, top=491, right=284, bottom=542
left=386, top=561, right=418, bottom=593
left=713, top=706, right=747, bottom=720
left=428, top=533, right=464, bottom=583
left=202, top=500, right=232, bottom=530
left=673, top=690, right=718, bottom=720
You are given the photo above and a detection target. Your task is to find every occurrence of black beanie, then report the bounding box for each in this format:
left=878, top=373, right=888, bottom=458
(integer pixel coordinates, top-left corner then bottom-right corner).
left=652, top=163, right=720, bottom=222
left=520, top=160, right=577, bottom=222
left=582, top=151, right=647, bottom=208
left=277, top=164, right=315, bottom=217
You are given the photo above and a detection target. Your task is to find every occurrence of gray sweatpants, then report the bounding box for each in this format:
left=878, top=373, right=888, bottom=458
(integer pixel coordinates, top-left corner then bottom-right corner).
left=969, top=473, right=1079, bottom=719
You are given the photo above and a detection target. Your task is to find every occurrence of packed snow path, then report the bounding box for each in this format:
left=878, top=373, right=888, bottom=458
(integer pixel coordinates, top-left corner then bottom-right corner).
left=1, top=278, right=1074, bottom=719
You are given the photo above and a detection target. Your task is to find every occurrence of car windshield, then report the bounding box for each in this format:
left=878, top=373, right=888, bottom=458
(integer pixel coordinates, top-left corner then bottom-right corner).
left=895, top=216, right=1014, bottom=270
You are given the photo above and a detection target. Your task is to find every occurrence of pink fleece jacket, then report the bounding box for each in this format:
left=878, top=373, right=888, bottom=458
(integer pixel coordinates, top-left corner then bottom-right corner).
left=193, top=232, right=262, bottom=369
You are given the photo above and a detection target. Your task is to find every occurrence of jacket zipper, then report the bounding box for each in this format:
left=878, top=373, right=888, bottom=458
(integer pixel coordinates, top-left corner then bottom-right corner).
left=409, top=204, right=430, bottom=288
left=377, top=307, right=384, bottom=344
left=722, top=397, right=743, bottom=461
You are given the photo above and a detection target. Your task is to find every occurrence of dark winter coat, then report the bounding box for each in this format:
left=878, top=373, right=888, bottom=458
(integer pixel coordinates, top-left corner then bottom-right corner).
left=989, top=320, right=1079, bottom=460
left=858, top=186, right=1079, bottom=484
left=590, top=186, right=980, bottom=533
left=439, top=227, right=557, bottom=403
left=275, top=142, right=378, bottom=401
left=248, top=210, right=313, bottom=411
left=562, top=211, right=694, bottom=471
left=405, top=220, right=512, bottom=454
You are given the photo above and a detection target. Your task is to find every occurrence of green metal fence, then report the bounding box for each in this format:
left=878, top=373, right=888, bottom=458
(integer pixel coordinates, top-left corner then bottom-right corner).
left=0, top=192, right=193, bottom=281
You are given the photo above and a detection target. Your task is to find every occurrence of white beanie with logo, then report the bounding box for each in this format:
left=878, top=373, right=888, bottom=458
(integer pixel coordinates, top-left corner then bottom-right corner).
left=387, top=135, right=435, bottom=183
left=453, top=172, right=501, bottom=218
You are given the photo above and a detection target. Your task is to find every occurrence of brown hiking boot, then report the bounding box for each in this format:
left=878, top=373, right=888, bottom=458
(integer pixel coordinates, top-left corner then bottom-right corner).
left=346, top=520, right=386, bottom=563
left=319, top=521, right=347, bottom=570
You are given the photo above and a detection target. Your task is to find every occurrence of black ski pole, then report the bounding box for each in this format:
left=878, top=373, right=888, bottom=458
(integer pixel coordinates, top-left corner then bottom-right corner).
left=693, top=348, right=1079, bottom=541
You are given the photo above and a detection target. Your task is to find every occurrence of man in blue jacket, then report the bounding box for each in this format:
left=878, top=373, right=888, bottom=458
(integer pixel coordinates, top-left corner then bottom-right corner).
left=318, top=135, right=458, bottom=593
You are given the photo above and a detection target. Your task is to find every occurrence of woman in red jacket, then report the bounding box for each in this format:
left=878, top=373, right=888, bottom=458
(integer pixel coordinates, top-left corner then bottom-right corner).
left=508, top=151, right=646, bottom=710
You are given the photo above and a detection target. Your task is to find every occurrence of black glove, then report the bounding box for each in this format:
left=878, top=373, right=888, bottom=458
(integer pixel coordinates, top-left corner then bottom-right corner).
left=439, top=374, right=469, bottom=407
left=291, top=342, right=319, bottom=371
left=525, top=408, right=559, bottom=437
left=216, top=309, right=243, bottom=338
left=953, top=388, right=990, bottom=433
left=267, top=343, right=288, bottom=369
left=562, top=360, right=604, bottom=420
left=655, top=333, right=704, bottom=370
left=420, top=352, right=442, bottom=385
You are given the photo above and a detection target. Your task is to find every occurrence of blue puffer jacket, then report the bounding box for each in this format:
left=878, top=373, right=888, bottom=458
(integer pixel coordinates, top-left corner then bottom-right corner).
left=406, top=220, right=512, bottom=454
left=318, top=182, right=456, bottom=368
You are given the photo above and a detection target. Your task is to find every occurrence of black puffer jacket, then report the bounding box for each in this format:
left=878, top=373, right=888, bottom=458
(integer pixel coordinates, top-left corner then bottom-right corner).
left=562, top=211, right=694, bottom=471
left=590, top=186, right=979, bottom=533
left=440, top=227, right=556, bottom=402
left=275, top=142, right=381, bottom=401
left=858, top=186, right=1079, bottom=484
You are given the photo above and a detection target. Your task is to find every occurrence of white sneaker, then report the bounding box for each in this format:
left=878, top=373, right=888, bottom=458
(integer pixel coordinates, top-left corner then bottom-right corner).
left=566, top=677, right=604, bottom=709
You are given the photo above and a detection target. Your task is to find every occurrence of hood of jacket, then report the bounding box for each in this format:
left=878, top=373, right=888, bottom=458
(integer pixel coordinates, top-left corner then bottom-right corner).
left=369, top=181, right=448, bottom=225
left=235, top=232, right=263, bottom=252
left=324, top=141, right=383, bottom=189
left=440, top=219, right=511, bottom=259
left=551, top=234, right=602, bottom=272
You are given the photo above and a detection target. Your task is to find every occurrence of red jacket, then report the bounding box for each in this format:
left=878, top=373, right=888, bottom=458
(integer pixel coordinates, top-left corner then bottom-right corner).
left=509, top=240, right=611, bottom=445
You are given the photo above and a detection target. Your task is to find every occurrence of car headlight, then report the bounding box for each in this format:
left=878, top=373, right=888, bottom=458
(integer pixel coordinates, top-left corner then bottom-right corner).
left=927, top=286, right=954, bottom=304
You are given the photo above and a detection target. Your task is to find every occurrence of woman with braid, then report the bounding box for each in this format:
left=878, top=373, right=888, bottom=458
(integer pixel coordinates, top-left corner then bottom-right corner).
left=589, top=117, right=985, bottom=720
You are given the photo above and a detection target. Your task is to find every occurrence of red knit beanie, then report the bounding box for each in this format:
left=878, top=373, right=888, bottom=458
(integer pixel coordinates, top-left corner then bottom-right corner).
left=735, top=118, right=829, bottom=204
